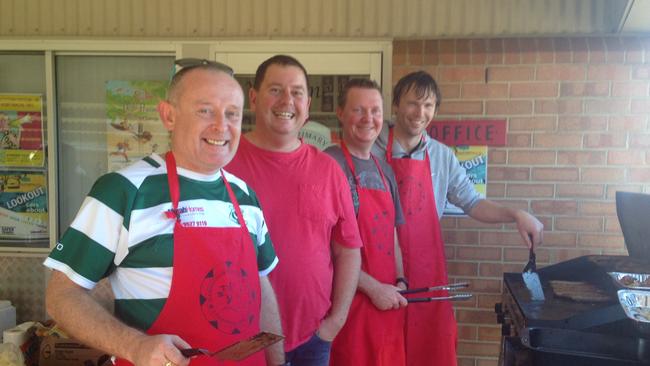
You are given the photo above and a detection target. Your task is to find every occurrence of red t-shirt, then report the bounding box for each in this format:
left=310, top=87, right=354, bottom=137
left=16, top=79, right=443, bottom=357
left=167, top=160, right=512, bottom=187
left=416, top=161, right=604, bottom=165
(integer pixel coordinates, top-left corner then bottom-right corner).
left=226, top=137, right=362, bottom=351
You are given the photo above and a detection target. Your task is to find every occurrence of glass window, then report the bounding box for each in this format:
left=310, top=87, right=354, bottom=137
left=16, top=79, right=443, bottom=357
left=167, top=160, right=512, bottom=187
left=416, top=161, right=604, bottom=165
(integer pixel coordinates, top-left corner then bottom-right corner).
left=56, top=55, right=174, bottom=232
left=0, top=52, right=49, bottom=249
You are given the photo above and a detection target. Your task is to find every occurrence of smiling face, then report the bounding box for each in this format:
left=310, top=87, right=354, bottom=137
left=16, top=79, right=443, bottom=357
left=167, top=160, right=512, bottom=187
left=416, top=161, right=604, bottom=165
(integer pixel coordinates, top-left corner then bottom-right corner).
left=338, top=87, right=383, bottom=153
left=158, top=68, right=244, bottom=174
left=249, top=64, right=311, bottom=140
left=393, top=87, right=437, bottom=140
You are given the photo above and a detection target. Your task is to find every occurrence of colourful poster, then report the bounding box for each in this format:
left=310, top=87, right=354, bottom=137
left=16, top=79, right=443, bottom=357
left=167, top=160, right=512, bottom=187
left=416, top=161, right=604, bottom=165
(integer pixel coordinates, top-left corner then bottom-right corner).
left=444, top=145, right=487, bottom=216
left=0, top=94, right=45, bottom=167
left=106, top=81, right=169, bottom=172
left=0, top=172, right=48, bottom=241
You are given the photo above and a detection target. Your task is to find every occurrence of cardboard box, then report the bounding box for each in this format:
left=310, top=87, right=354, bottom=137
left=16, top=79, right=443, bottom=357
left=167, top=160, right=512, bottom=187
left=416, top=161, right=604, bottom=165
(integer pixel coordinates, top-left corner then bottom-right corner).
left=39, top=336, right=111, bottom=366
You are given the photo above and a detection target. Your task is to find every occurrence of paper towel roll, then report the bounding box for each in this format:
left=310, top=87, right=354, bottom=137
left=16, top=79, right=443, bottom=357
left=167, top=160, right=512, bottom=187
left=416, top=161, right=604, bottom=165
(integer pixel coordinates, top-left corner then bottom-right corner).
left=2, top=327, right=28, bottom=347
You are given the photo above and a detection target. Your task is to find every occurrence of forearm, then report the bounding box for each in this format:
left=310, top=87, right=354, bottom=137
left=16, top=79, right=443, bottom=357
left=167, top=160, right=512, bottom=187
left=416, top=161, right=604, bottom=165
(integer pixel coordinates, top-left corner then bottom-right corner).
left=259, top=276, right=285, bottom=365
left=468, top=199, right=518, bottom=223
left=45, top=271, right=145, bottom=361
left=327, top=243, right=361, bottom=328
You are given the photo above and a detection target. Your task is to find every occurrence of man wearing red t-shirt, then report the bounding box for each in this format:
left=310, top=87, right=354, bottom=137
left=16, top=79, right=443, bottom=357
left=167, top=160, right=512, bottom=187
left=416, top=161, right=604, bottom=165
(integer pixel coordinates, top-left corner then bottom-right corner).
left=226, top=55, right=362, bottom=366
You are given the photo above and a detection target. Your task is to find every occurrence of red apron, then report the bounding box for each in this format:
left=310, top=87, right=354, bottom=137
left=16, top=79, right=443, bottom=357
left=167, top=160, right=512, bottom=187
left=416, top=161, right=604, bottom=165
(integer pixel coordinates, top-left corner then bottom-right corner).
left=330, top=143, right=406, bottom=366
left=386, top=128, right=457, bottom=366
left=116, top=152, right=263, bottom=366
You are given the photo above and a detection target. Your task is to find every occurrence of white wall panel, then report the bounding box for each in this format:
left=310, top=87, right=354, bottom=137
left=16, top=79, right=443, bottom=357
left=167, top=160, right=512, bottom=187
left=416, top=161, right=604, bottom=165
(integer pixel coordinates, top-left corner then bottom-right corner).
left=0, top=0, right=643, bottom=39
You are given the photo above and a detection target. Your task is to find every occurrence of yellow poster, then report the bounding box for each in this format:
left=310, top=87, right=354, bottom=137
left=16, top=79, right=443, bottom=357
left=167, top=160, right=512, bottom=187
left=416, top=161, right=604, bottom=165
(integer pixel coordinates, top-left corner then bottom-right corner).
left=444, top=145, right=487, bottom=216
left=0, top=94, right=45, bottom=168
left=0, top=172, right=48, bottom=241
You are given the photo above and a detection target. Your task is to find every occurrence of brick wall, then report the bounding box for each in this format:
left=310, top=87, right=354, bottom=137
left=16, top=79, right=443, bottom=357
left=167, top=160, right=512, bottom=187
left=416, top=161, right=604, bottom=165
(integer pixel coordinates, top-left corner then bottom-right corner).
left=392, top=37, right=650, bottom=366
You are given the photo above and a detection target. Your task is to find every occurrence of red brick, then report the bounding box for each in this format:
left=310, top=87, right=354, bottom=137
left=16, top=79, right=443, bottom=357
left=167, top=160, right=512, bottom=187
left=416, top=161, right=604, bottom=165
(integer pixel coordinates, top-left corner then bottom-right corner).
left=479, top=263, right=522, bottom=277
left=509, top=117, right=556, bottom=131
left=486, top=101, right=532, bottom=115
left=559, top=82, right=610, bottom=97
left=480, top=231, right=534, bottom=247
left=533, top=134, right=582, bottom=148
left=470, top=39, right=488, bottom=65
left=537, top=65, right=585, bottom=80
left=587, top=65, right=630, bottom=80
left=503, top=38, right=521, bottom=64
left=457, top=325, right=478, bottom=341
left=508, top=150, right=556, bottom=164
left=604, top=38, right=625, bottom=63
left=461, top=279, right=502, bottom=294
left=478, top=326, right=502, bottom=342
left=539, top=232, right=578, bottom=248
left=477, top=294, right=503, bottom=309
left=477, top=359, right=499, bottom=366
left=606, top=185, right=644, bottom=199
left=457, top=341, right=500, bottom=358
left=407, top=40, right=424, bottom=65
left=571, top=37, right=589, bottom=63
left=506, top=133, right=532, bottom=148
left=557, top=184, right=604, bottom=198
left=510, top=82, right=558, bottom=98
left=488, top=167, right=530, bottom=181
left=462, top=83, right=508, bottom=98
left=632, top=100, right=650, bottom=114
left=630, top=168, right=650, bottom=182
left=504, top=247, right=550, bottom=263
left=488, top=66, right=535, bottom=81
left=457, top=357, right=476, bottom=366
left=629, top=134, right=650, bottom=148
left=535, top=99, right=583, bottom=114
left=486, top=200, right=530, bottom=212
left=555, top=217, right=603, bottom=232
left=457, top=217, right=502, bottom=230
left=580, top=202, right=616, bottom=216
left=423, top=40, right=439, bottom=65
left=557, top=151, right=606, bottom=165
left=612, top=82, right=648, bottom=97
left=439, top=39, right=456, bottom=65
left=457, top=39, right=472, bottom=65
left=608, top=116, right=647, bottom=131
left=537, top=38, right=554, bottom=63
left=554, top=37, right=572, bottom=63
left=554, top=248, right=603, bottom=262
left=487, top=39, right=504, bottom=64
left=558, top=116, right=607, bottom=131
left=520, top=37, right=538, bottom=64
left=632, top=66, right=650, bottom=79
left=439, top=66, right=486, bottom=81
left=392, top=65, right=429, bottom=84
left=487, top=182, right=506, bottom=197
left=623, top=38, right=644, bottom=63
left=393, top=41, right=407, bottom=66
left=588, top=37, right=606, bottom=63
left=445, top=230, right=480, bottom=245
left=439, top=83, right=461, bottom=99
left=605, top=217, right=621, bottom=233
left=488, top=149, right=507, bottom=164
left=583, top=133, right=627, bottom=148
left=456, top=246, right=502, bottom=261
left=581, top=168, right=626, bottom=183
left=531, top=200, right=578, bottom=215
left=506, top=184, right=554, bottom=197
left=447, top=261, right=479, bottom=276
left=438, top=101, right=484, bottom=115
left=578, top=234, right=625, bottom=250
left=608, top=150, right=646, bottom=165
left=585, top=99, right=630, bottom=114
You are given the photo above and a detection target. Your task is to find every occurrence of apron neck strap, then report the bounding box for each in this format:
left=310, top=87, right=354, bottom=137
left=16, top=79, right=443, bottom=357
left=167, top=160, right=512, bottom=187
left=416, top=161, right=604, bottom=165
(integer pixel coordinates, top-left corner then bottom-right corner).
left=341, top=141, right=388, bottom=190
left=165, top=152, right=181, bottom=220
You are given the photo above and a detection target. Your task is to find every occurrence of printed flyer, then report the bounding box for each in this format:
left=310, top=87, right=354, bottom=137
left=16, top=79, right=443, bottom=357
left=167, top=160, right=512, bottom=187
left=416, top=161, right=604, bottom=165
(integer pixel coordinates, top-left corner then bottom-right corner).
left=444, top=145, right=487, bottom=216
left=105, top=81, right=169, bottom=172
left=0, top=94, right=45, bottom=168
left=0, top=171, right=48, bottom=241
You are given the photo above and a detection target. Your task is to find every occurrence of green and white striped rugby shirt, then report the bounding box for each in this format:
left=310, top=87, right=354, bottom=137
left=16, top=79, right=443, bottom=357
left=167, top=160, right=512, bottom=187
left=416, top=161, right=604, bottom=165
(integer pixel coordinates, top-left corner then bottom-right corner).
left=44, top=154, right=278, bottom=330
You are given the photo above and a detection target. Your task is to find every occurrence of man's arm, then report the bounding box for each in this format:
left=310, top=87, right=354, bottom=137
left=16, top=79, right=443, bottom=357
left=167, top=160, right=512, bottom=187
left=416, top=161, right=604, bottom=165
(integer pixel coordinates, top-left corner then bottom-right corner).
left=316, top=241, right=361, bottom=341
left=259, top=276, right=286, bottom=366
left=468, top=199, right=544, bottom=247
left=45, top=271, right=190, bottom=366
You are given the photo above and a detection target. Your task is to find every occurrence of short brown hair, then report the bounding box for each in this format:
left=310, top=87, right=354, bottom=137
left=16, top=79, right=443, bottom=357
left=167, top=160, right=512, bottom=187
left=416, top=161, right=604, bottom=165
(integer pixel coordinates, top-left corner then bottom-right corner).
left=392, top=71, right=441, bottom=108
left=253, top=55, right=309, bottom=91
left=338, top=78, right=382, bottom=108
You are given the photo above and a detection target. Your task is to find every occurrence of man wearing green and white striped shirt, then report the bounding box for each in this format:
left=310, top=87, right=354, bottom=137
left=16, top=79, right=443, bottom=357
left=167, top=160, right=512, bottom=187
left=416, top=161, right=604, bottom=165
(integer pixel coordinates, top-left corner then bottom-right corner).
left=44, top=60, right=286, bottom=366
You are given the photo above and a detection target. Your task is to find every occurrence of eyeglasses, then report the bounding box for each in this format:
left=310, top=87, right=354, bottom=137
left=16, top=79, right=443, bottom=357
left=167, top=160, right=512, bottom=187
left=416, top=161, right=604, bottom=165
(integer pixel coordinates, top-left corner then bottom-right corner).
left=174, top=58, right=234, bottom=76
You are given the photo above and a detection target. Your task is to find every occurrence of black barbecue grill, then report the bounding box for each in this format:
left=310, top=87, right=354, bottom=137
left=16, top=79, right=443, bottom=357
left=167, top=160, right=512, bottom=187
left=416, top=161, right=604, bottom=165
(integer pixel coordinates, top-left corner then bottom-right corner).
left=496, top=255, right=650, bottom=365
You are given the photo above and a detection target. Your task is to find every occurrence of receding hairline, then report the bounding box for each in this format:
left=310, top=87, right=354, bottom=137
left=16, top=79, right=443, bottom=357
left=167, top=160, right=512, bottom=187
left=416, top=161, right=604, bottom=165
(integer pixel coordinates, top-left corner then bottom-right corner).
left=167, top=66, right=240, bottom=103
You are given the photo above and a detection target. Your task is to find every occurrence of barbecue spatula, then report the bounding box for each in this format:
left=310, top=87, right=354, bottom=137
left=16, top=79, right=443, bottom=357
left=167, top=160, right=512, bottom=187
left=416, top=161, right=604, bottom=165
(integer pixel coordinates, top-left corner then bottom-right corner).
left=522, top=235, right=545, bottom=301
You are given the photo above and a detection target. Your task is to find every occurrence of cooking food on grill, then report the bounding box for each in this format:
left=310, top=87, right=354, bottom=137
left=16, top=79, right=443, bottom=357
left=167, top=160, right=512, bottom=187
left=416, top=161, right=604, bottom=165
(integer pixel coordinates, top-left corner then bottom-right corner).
left=549, top=280, right=612, bottom=302
left=608, top=271, right=650, bottom=289
left=618, top=289, right=650, bottom=324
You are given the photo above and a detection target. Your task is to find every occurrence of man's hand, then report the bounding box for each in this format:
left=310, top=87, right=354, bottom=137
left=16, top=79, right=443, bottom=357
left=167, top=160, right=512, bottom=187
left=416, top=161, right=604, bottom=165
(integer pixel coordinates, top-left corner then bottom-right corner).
left=129, top=334, right=191, bottom=366
left=315, top=314, right=344, bottom=342
left=367, top=283, right=408, bottom=311
left=514, top=210, right=544, bottom=248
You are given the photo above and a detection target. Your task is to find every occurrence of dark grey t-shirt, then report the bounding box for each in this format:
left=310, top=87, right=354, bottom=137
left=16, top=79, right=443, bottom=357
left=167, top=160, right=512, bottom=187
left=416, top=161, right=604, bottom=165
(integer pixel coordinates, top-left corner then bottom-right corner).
left=325, top=145, right=405, bottom=226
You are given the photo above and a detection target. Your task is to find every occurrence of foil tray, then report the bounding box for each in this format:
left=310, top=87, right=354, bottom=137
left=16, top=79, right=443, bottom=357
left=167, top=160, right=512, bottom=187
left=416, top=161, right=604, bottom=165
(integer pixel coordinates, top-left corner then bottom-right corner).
left=608, top=271, right=650, bottom=290
left=618, top=289, right=650, bottom=323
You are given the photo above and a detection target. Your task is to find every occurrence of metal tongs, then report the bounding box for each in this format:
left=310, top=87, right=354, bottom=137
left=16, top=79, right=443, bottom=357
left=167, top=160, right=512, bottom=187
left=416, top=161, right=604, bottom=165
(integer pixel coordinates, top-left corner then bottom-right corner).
left=398, top=282, right=472, bottom=303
